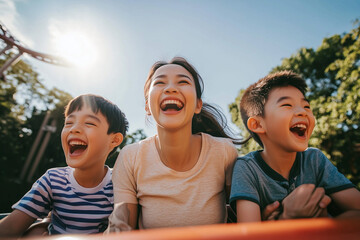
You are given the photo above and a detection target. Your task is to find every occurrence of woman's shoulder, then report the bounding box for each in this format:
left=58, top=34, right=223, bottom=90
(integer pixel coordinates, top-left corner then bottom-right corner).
left=201, top=133, right=237, bottom=158
left=119, top=135, right=157, bottom=161
left=122, top=135, right=156, bottom=151
left=201, top=133, right=235, bottom=147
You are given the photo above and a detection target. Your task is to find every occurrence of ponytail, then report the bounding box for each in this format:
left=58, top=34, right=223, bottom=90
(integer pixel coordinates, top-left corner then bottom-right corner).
left=192, top=102, right=245, bottom=145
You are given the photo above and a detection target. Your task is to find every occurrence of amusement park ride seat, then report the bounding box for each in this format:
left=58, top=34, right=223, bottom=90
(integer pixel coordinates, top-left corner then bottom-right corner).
left=21, top=217, right=360, bottom=240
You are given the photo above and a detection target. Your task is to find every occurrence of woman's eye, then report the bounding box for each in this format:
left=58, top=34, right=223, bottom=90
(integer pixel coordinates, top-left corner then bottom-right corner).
left=154, top=80, right=164, bottom=85
left=179, top=80, right=189, bottom=84
left=304, top=105, right=311, bottom=109
left=65, top=122, right=73, bottom=125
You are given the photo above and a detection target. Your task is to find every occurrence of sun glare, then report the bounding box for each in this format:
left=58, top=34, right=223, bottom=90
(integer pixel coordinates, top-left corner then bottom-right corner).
left=52, top=31, right=98, bottom=68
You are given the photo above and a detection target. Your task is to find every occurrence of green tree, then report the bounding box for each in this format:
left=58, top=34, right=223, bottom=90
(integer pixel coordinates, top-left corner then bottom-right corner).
left=0, top=51, right=73, bottom=212
left=230, top=21, right=360, bottom=187
left=107, top=129, right=147, bottom=167
left=1, top=50, right=149, bottom=211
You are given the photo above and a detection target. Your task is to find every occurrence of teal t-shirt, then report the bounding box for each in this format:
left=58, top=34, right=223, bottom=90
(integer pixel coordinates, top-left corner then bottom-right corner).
left=230, top=148, right=354, bottom=211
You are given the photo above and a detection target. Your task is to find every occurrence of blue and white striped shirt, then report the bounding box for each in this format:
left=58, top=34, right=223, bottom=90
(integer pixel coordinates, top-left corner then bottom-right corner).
left=13, top=166, right=114, bottom=234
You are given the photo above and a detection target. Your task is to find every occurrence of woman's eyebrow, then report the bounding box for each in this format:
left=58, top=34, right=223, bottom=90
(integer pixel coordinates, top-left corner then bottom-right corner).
left=153, top=74, right=166, bottom=79
left=176, top=74, right=191, bottom=80
left=153, top=74, right=192, bottom=80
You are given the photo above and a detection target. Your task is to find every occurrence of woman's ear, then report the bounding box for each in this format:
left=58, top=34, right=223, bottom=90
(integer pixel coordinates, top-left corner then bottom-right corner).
left=110, top=133, right=124, bottom=148
left=247, top=116, right=265, bottom=134
left=145, top=100, right=151, bottom=116
left=194, top=99, right=203, bottom=114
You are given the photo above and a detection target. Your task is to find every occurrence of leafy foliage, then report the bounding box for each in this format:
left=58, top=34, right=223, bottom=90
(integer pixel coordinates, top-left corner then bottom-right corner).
left=0, top=50, right=147, bottom=212
left=230, top=22, right=360, bottom=187
left=107, top=129, right=147, bottom=167
left=0, top=50, right=73, bottom=212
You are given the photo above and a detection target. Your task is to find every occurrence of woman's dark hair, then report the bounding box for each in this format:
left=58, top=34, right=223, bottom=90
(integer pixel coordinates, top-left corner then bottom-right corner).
left=144, top=57, right=243, bottom=144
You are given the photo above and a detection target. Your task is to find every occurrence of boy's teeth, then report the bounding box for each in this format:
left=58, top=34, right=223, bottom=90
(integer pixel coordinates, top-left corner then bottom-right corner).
left=292, top=124, right=306, bottom=129
left=69, top=140, right=86, bottom=146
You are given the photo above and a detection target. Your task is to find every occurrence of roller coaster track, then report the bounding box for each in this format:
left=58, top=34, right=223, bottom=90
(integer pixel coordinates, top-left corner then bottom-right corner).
left=0, top=22, right=70, bottom=79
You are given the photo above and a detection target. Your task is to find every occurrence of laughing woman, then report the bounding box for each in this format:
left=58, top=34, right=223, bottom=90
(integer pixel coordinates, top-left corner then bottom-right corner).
left=108, top=57, right=240, bottom=230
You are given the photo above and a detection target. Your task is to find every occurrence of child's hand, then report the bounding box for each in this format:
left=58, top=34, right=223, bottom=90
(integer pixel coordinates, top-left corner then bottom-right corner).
left=279, top=184, right=331, bottom=219
left=262, top=201, right=281, bottom=220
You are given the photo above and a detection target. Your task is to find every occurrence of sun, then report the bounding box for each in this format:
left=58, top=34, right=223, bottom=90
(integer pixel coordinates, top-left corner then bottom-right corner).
left=52, top=31, right=98, bottom=68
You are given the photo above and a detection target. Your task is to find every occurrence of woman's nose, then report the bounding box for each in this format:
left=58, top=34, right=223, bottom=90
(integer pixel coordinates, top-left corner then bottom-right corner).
left=164, top=82, right=178, bottom=93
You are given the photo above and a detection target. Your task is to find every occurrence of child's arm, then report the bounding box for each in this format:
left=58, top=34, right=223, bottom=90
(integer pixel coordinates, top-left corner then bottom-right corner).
left=330, top=188, right=360, bottom=218
left=0, top=210, right=36, bottom=237
left=236, top=200, right=261, bottom=222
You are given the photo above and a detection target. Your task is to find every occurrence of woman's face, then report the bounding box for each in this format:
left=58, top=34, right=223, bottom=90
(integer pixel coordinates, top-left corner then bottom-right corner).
left=146, top=64, right=202, bottom=131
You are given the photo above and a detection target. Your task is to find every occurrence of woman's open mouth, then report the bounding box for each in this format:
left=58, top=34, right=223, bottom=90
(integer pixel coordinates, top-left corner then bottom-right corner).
left=160, top=99, right=184, bottom=112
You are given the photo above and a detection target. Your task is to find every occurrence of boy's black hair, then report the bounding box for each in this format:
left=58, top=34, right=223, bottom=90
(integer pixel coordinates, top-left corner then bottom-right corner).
left=64, top=94, right=129, bottom=156
left=240, top=71, right=307, bottom=147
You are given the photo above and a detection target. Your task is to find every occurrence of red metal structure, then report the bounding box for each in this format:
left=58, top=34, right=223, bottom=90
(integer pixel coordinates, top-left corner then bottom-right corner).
left=0, top=22, right=70, bottom=79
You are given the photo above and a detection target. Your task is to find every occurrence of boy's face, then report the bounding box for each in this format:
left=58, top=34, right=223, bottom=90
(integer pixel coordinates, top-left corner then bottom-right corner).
left=259, top=86, right=315, bottom=152
left=61, top=104, right=121, bottom=170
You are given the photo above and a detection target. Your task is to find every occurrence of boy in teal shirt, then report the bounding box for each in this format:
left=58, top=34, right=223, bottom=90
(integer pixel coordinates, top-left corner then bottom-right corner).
left=230, top=71, right=360, bottom=222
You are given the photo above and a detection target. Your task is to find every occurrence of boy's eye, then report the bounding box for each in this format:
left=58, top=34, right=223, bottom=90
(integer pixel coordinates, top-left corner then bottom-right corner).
left=86, top=122, right=96, bottom=126
left=65, top=121, right=73, bottom=125
left=304, top=105, right=311, bottom=109
left=281, top=104, right=292, bottom=107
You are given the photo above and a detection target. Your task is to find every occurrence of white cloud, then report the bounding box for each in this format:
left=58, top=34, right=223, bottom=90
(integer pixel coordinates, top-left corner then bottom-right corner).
left=0, top=0, right=33, bottom=47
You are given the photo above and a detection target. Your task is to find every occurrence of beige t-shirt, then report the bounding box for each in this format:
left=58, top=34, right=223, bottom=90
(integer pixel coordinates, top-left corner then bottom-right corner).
left=112, top=133, right=238, bottom=229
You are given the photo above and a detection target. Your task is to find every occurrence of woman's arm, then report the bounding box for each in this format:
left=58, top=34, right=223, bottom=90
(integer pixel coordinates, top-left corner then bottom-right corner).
left=109, top=145, right=139, bottom=232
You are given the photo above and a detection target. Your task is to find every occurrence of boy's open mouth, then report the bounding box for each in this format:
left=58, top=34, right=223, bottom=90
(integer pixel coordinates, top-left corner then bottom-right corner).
left=290, top=123, right=307, bottom=137
left=69, top=140, right=88, bottom=154
left=160, top=99, right=184, bottom=112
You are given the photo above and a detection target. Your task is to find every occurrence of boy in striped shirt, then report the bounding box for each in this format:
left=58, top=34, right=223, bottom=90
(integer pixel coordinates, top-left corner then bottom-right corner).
left=0, top=94, right=128, bottom=237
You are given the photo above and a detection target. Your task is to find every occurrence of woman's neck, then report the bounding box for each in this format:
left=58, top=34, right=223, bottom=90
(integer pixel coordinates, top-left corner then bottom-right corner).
left=156, top=127, right=201, bottom=172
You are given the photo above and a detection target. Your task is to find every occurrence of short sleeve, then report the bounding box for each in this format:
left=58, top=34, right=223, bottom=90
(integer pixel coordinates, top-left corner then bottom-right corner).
left=112, top=144, right=139, bottom=204
left=314, top=149, right=354, bottom=194
left=229, top=158, right=260, bottom=209
left=12, top=171, right=52, bottom=219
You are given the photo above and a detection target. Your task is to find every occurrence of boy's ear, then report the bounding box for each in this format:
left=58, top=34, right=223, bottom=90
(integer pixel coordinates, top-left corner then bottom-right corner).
left=110, top=133, right=124, bottom=148
left=247, top=116, right=265, bottom=134
left=145, top=100, right=151, bottom=115
left=194, top=99, right=203, bottom=114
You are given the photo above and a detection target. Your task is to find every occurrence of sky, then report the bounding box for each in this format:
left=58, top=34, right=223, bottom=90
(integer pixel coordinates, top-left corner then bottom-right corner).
left=1, top=0, right=359, bottom=137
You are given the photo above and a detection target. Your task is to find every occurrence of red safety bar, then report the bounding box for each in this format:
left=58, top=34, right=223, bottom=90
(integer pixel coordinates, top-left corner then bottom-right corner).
left=24, top=218, right=360, bottom=240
